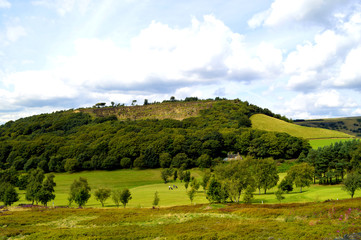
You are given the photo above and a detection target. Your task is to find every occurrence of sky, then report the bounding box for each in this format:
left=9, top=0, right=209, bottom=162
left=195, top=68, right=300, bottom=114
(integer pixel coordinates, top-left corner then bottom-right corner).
left=1, top=0, right=361, bottom=124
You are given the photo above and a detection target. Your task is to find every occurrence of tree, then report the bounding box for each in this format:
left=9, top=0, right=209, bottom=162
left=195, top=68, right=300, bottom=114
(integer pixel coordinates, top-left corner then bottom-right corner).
left=278, top=178, right=293, bottom=193
left=153, top=191, right=160, bottom=208
left=120, top=188, right=132, bottom=208
left=69, top=177, right=91, bottom=207
left=206, top=178, right=228, bottom=203
left=120, top=157, right=132, bottom=169
left=94, top=188, right=111, bottom=207
left=187, top=188, right=196, bottom=204
left=143, top=99, right=149, bottom=105
left=159, top=153, right=172, bottom=168
left=190, top=178, right=200, bottom=191
left=252, top=158, right=279, bottom=194
left=26, top=168, right=45, bottom=204
left=112, top=189, right=121, bottom=207
left=275, top=189, right=285, bottom=202
left=243, top=185, right=254, bottom=204
left=161, top=168, right=173, bottom=183
left=287, top=163, right=314, bottom=193
left=173, top=170, right=178, bottom=181
left=0, top=183, right=19, bottom=206
left=38, top=173, right=56, bottom=206
left=342, top=172, right=361, bottom=198
left=202, top=170, right=211, bottom=190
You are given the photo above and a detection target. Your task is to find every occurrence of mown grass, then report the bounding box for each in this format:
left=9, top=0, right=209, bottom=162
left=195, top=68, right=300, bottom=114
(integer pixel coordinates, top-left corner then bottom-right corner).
left=15, top=169, right=361, bottom=208
left=309, top=138, right=357, bottom=149
left=2, top=198, right=361, bottom=239
left=251, top=114, right=353, bottom=139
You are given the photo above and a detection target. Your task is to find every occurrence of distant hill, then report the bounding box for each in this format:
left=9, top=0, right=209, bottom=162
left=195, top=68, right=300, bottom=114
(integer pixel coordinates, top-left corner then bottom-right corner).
left=250, top=114, right=353, bottom=139
left=293, top=116, right=361, bottom=137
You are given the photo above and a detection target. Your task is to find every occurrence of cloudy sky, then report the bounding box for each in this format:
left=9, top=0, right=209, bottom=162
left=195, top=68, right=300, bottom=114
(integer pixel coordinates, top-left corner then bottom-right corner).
left=0, top=0, right=361, bottom=123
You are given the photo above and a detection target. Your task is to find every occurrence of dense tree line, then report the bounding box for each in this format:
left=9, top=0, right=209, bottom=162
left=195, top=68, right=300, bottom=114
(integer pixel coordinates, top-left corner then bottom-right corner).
left=0, top=100, right=309, bottom=173
left=301, top=139, right=360, bottom=184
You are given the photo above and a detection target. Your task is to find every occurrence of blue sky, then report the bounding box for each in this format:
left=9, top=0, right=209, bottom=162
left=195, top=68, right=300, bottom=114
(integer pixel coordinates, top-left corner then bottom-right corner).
left=1, top=0, right=361, bottom=123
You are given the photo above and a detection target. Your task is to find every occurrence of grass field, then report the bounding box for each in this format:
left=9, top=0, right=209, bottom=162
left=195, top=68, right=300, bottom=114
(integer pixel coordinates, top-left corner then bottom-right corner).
left=309, top=138, right=357, bottom=149
left=15, top=169, right=361, bottom=208
left=2, top=198, right=361, bottom=239
left=250, top=114, right=353, bottom=139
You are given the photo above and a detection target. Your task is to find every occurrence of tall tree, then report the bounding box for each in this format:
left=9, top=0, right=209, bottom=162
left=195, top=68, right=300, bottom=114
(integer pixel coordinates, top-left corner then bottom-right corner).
left=68, top=177, right=91, bottom=207
left=252, top=158, right=279, bottom=194
left=287, top=163, right=314, bottom=193
left=94, top=188, right=111, bottom=207
left=120, top=188, right=132, bottom=208
left=38, top=173, right=56, bottom=206
left=342, top=172, right=361, bottom=198
left=25, top=168, right=45, bottom=204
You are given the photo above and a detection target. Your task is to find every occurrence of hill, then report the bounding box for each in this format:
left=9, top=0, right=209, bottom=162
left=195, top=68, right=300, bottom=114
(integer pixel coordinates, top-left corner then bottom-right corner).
left=250, top=114, right=353, bottom=139
left=0, top=99, right=312, bottom=173
left=294, top=116, right=361, bottom=137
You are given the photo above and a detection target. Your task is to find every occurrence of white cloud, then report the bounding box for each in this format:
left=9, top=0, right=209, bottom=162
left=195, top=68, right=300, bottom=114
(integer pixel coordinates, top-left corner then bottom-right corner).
left=248, top=0, right=354, bottom=28
left=0, top=0, right=11, bottom=8
left=282, top=90, right=357, bottom=119
left=32, top=0, right=91, bottom=16
left=284, top=10, right=361, bottom=92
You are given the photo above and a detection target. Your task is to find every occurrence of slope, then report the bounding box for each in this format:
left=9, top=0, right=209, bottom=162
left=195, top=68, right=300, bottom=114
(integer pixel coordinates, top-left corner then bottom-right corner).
left=250, top=114, right=353, bottom=139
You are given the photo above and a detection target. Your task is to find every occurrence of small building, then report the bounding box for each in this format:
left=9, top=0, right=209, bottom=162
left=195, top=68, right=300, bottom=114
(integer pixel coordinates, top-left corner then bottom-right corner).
left=223, top=152, right=243, bottom=161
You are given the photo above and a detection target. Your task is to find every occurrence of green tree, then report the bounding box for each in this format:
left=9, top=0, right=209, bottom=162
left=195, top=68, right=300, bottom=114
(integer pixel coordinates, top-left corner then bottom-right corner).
left=187, top=188, right=196, bottom=204
left=25, top=168, right=45, bottom=204
left=159, top=153, right=172, bottom=168
left=161, top=168, right=173, bottom=183
left=342, top=172, right=361, bottom=198
left=94, top=188, right=111, bottom=207
left=120, top=188, right=132, bottom=208
left=287, top=163, right=314, bottom=193
left=112, top=189, right=121, bottom=207
left=278, top=178, right=293, bottom=193
left=202, top=170, right=212, bottom=190
left=0, top=183, right=19, bottom=206
left=253, top=158, right=279, bottom=194
left=243, top=185, right=254, bottom=204
left=38, top=173, right=56, bottom=206
left=153, top=191, right=160, bottom=207
left=120, top=157, right=132, bottom=169
left=275, top=189, right=285, bottom=202
left=206, top=178, right=228, bottom=203
left=69, top=177, right=91, bottom=207
left=190, top=178, right=200, bottom=191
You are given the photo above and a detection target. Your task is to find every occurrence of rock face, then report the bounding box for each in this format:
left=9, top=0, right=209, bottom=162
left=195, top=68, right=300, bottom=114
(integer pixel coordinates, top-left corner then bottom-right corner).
left=335, top=233, right=361, bottom=240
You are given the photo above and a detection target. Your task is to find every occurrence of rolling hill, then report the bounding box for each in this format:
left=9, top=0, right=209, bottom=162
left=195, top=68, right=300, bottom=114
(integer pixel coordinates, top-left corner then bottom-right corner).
left=250, top=114, right=353, bottom=139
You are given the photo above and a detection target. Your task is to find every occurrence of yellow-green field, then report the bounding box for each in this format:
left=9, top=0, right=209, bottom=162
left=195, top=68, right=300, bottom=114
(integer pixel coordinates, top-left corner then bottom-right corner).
left=251, top=114, right=353, bottom=139
left=309, top=138, right=358, bottom=149
left=15, top=169, right=361, bottom=208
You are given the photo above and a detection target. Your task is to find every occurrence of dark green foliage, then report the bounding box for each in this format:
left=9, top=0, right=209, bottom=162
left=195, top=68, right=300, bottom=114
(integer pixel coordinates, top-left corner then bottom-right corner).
left=120, top=157, right=132, bottom=169
left=305, top=139, right=360, bottom=184
left=120, top=188, right=132, bottom=208
left=161, top=168, right=173, bottom=183
left=243, top=185, right=254, bottom=204
left=253, top=158, right=279, bottom=194
left=0, top=99, right=309, bottom=173
left=69, top=177, right=91, bottom=207
left=286, top=163, right=314, bottom=193
left=38, top=173, right=56, bottom=206
left=152, top=191, right=160, bottom=207
left=25, top=168, right=45, bottom=204
left=275, top=189, right=285, bottom=202
left=0, top=182, right=19, bottom=206
left=278, top=178, right=293, bottom=193
left=342, top=172, right=361, bottom=198
left=206, top=178, right=228, bottom=203
left=94, top=188, right=111, bottom=207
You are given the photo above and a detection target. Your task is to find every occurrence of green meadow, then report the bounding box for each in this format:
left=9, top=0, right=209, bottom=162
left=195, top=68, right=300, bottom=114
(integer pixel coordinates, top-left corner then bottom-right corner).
left=15, top=169, right=361, bottom=208
left=251, top=114, right=353, bottom=139
left=308, top=138, right=357, bottom=149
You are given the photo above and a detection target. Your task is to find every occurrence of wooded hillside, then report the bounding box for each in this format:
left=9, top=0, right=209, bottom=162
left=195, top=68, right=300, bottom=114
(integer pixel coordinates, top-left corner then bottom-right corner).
left=0, top=99, right=309, bottom=173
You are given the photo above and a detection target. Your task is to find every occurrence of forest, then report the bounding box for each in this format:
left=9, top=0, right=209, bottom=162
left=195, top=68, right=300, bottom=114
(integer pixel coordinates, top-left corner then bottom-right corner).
left=0, top=99, right=309, bottom=173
